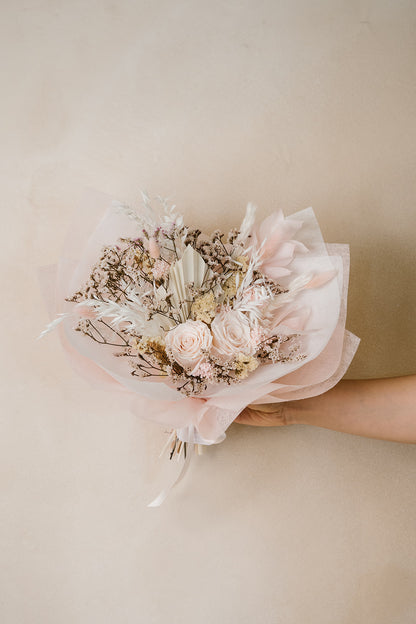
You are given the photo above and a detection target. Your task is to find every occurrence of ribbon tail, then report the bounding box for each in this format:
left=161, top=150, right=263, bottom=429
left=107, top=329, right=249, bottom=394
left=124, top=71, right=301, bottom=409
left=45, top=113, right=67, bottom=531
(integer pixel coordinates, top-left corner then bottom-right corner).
left=147, top=427, right=195, bottom=507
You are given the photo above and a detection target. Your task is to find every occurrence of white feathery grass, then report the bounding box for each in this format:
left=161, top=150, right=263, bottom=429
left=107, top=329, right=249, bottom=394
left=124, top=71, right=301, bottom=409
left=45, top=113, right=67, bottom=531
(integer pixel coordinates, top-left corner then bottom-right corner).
left=113, top=192, right=183, bottom=234
left=231, top=244, right=272, bottom=322
left=233, top=250, right=311, bottom=324
left=79, top=289, right=150, bottom=334
left=37, top=313, right=71, bottom=339
left=155, top=195, right=184, bottom=230
left=264, top=273, right=315, bottom=317
left=236, top=202, right=256, bottom=244
left=235, top=242, right=264, bottom=300
left=288, top=273, right=314, bottom=292
left=233, top=283, right=273, bottom=322
left=112, top=200, right=141, bottom=223
left=79, top=278, right=175, bottom=335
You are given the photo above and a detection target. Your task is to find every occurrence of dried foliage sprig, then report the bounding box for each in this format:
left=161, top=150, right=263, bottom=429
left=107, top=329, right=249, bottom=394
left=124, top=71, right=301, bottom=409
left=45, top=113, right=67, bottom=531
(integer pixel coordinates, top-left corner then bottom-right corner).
left=55, top=197, right=311, bottom=396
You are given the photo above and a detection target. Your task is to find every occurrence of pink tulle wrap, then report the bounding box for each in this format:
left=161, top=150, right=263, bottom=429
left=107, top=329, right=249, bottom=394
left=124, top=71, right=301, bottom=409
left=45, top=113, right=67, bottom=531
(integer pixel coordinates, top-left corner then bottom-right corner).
left=40, top=190, right=359, bottom=447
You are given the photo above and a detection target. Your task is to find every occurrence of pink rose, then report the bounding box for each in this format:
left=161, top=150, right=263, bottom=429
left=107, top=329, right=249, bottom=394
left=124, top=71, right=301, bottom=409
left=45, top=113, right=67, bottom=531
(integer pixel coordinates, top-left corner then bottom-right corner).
left=251, top=210, right=308, bottom=280
left=165, top=320, right=212, bottom=371
left=211, top=310, right=255, bottom=359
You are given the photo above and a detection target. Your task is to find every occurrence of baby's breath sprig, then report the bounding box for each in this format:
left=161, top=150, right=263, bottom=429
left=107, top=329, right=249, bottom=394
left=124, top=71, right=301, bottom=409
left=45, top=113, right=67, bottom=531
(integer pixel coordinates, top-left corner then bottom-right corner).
left=62, top=197, right=306, bottom=396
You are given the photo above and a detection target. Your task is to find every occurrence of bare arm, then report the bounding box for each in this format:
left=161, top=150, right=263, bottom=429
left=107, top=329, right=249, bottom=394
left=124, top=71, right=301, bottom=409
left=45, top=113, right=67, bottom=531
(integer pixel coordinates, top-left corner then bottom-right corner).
left=235, top=375, right=416, bottom=444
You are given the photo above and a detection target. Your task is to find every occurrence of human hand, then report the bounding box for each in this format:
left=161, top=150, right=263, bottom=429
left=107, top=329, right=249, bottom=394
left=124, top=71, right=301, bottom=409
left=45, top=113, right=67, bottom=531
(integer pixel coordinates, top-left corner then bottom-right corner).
left=235, top=377, right=416, bottom=444
left=234, top=404, right=292, bottom=427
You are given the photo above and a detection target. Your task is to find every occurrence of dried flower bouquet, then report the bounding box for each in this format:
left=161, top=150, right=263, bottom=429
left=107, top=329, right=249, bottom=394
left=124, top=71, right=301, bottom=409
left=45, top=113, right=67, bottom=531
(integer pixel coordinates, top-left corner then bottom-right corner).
left=40, top=191, right=359, bottom=502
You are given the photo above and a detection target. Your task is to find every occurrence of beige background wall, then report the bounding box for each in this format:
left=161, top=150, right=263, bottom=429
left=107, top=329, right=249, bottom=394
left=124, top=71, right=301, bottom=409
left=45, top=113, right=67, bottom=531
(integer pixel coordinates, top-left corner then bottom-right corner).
left=1, top=1, right=416, bottom=622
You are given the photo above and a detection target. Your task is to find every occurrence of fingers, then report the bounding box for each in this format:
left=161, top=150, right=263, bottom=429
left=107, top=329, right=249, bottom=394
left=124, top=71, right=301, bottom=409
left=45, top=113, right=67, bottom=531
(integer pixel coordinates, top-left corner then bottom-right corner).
left=234, top=406, right=288, bottom=427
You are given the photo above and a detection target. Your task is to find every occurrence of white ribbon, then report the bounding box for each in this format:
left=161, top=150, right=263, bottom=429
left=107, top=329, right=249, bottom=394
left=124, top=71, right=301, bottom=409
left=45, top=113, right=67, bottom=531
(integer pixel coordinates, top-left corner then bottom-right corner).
left=147, top=425, right=196, bottom=507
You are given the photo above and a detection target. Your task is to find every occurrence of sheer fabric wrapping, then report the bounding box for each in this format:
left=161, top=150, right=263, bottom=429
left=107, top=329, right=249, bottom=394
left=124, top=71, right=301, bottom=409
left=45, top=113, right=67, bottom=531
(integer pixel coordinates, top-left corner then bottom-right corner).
left=40, top=190, right=359, bottom=445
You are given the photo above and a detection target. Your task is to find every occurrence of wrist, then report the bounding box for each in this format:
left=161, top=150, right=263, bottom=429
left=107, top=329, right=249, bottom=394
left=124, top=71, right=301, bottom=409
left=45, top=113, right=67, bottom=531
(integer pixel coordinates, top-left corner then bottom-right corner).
left=283, top=400, right=313, bottom=426
left=282, top=403, right=299, bottom=426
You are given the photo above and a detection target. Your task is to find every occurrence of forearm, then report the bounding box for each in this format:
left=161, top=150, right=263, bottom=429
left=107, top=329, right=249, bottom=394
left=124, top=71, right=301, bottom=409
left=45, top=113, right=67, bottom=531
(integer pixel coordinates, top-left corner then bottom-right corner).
left=287, top=375, right=416, bottom=444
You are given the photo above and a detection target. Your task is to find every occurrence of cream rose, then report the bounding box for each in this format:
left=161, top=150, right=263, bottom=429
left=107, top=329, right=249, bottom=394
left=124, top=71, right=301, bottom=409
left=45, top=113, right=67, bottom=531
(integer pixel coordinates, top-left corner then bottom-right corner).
left=165, top=320, right=212, bottom=371
left=211, top=309, right=255, bottom=359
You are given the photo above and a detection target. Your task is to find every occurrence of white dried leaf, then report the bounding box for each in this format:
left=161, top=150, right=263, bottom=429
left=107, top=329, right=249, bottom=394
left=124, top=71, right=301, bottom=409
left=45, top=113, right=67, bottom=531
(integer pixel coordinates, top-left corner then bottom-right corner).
left=37, top=313, right=71, bottom=339
left=168, top=245, right=211, bottom=321
left=236, top=202, right=257, bottom=244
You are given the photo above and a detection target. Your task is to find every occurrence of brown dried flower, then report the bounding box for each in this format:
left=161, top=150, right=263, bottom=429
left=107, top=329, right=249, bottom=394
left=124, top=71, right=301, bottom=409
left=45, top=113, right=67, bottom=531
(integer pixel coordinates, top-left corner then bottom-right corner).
left=190, top=291, right=217, bottom=324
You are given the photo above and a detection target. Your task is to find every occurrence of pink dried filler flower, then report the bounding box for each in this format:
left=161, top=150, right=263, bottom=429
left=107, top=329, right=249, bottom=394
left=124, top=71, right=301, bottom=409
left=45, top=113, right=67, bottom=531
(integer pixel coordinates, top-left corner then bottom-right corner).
left=39, top=192, right=359, bottom=504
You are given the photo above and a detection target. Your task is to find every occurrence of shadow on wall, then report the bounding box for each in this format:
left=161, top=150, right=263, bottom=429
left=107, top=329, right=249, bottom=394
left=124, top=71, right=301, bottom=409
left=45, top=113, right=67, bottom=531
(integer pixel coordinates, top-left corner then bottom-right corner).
left=346, top=239, right=416, bottom=379
left=343, top=564, right=416, bottom=624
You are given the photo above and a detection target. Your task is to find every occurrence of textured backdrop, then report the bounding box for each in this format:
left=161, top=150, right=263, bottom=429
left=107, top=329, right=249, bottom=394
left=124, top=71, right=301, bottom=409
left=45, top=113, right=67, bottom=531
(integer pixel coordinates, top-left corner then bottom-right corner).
left=1, top=1, right=416, bottom=622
